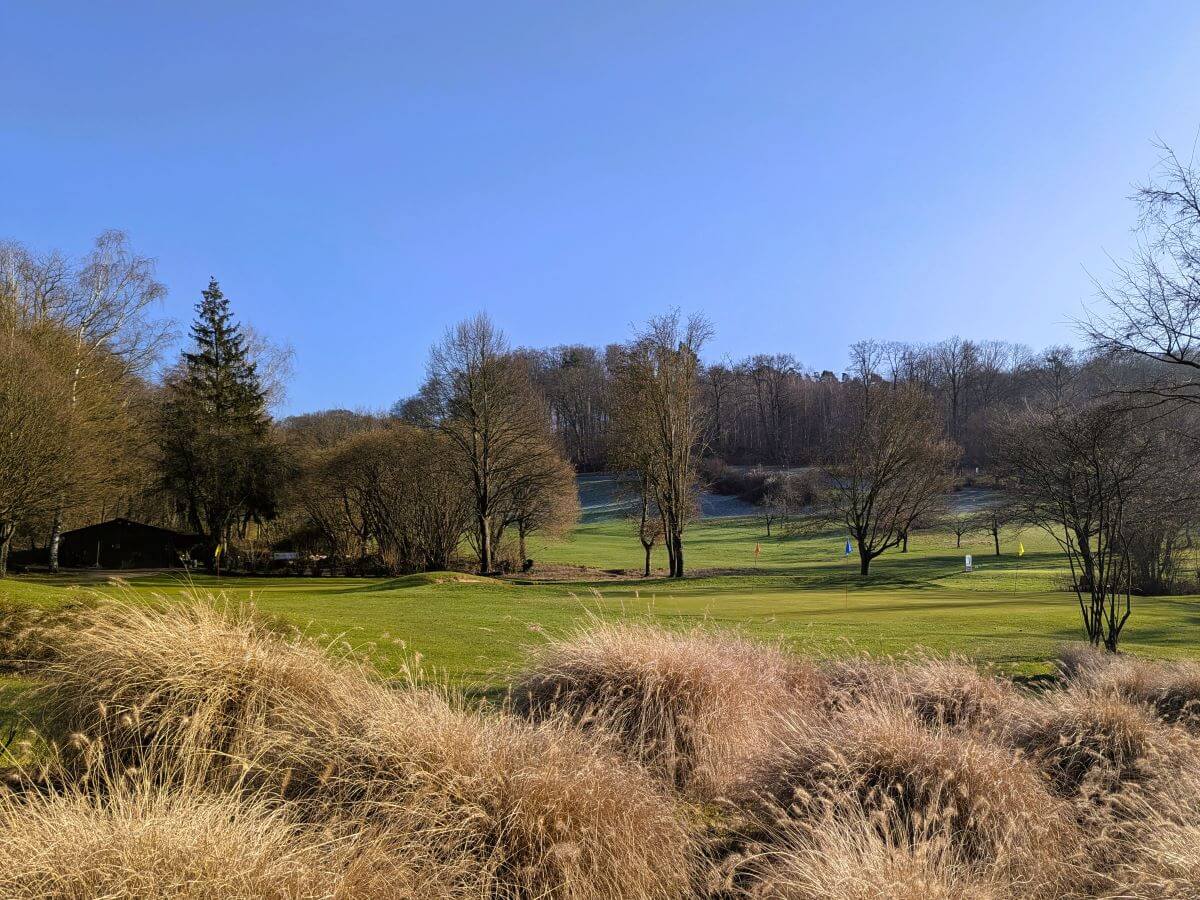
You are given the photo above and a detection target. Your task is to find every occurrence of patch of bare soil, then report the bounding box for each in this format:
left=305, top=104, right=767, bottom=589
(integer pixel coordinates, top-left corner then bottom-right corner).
left=504, top=564, right=649, bottom=582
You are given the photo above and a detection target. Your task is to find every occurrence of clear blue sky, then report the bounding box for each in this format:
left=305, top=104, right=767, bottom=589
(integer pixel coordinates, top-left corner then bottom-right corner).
left=4, top=2, right=1199, bottom=416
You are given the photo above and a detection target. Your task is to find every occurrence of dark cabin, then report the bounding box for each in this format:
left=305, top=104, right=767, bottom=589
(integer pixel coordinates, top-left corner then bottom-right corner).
left=58, top=518, right=202, bottom=569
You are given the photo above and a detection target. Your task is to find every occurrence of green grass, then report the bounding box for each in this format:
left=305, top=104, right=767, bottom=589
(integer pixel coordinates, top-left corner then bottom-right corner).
left=3, top=516, right=1198, bottom=694
left=532, top=515, right=1066, bottom=593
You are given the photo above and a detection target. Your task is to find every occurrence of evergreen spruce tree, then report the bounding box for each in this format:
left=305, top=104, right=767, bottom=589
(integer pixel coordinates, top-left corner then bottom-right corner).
left=160, top=279, right=279, bottom=567
left=181, top=279, right=266, bottom=425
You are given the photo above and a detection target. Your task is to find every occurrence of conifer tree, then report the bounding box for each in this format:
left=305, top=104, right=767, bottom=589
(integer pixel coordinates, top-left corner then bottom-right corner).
left=159, top=279, right=280, bottom=567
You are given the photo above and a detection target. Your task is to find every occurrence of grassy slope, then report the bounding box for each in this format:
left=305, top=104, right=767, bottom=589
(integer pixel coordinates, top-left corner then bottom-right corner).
left=3, top=516, right=1198, bottom=688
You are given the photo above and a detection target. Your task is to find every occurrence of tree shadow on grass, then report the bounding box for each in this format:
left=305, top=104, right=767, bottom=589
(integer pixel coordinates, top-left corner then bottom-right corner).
left=331, top=573, right=511, bottom=595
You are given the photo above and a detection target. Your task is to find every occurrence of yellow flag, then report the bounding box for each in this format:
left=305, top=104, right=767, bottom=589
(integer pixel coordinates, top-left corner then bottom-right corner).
left=1017, top=543, right=1025, bottom=557
left=214, top=543, right=224, bottom=564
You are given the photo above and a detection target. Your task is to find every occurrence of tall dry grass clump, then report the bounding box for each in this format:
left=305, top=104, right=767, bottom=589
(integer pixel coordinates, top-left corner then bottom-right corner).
left=1084, top=766, right=1200, bottom=898
left=0, top=599, right=90, bottom=674
left=511, top=621, right=825, bottom=798
left=823, top=654, right=1020, bottom=731
left=321, top=692, right=700, bottom=898
left=735, top=811, right=1008, bottom=900
left=31, top=598, right=699, bottom=900
left=1001, top=688, right=1199, bottom=800
left=33, top=598, right=367, bottom=781
left=1058, top=644, right=1200, bottom=731
left=732, top=701, right=1076, bottom=889
left=0, top=778, right=333, bottom=899
left=0, top=770, right=488, bottom=899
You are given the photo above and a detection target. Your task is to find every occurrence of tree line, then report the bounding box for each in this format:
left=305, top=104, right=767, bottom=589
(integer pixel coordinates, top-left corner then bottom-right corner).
left=517, top=335, right=1083, bottom=473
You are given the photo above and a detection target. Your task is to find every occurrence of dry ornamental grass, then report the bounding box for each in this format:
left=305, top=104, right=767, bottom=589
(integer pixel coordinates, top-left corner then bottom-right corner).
left=8, top=598, right=1200, bottom=898
left=22, top=598, right=698, bottom=900
left=511, top=620, right=825, bottom=799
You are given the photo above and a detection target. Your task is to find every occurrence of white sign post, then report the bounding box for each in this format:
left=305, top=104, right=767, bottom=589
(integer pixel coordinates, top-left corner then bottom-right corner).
left=964, top=554, right=973, bottom=572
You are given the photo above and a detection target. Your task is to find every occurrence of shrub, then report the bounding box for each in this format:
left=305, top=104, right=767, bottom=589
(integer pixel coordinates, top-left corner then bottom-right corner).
left=701, top=462, right=817, bottom=510
left=511, top=621, right=826, bottom=798
left=33, top=599, right=700, bottom=900
left=699, top=459, right=760, bottom=499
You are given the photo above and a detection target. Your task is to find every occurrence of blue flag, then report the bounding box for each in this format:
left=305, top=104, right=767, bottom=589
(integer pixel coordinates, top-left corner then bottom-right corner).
left=844, top=540, right=852, bottom=556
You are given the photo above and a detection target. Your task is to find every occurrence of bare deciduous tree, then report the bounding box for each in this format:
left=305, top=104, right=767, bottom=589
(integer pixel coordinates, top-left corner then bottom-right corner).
left=949, top=511, right=977, bottom=549
left=611, top=418, right=665, bottom=578
left=0, top=331, right=73, bottom=575
left=610, top=311, right=712, bottom=578
left=1083, top=140, right=1200, bottom=407
left=756, top=471, right=812, bottom=537
left=815, top=387, right=959, bottom=577
left=631, top=472, right=665, bottom=577
left=242, top=324, right=297, bottom=413
left=283, top=414, right=380, bottom=560
left=524, top=345, right=611, bottom=471
left=972, top=497, right=1021, bottom=557
left=994, top=401, right=1185, bottom=651
left=703, top=358, right=737, bottom=458
left=848, top=339, right=886, bottom=407
left=740, top=354, right=801, bottom=464
left=416, top=313, right=569, bottom=574
left=294, top=425, right=470, bottom=573
left=500, top=452, right=579, bottom=567
left=357, top=427, right=473, bottom=573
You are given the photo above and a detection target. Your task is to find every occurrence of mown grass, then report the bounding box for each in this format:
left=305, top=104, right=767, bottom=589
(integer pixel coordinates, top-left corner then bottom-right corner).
left=533, top=512, right=1061, bottom=585
left=2, top=516, right=1198, bottom=691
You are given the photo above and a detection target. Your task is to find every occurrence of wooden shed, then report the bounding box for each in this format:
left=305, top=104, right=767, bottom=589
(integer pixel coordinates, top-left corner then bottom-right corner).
left=58, top=518, right=202, bottom=569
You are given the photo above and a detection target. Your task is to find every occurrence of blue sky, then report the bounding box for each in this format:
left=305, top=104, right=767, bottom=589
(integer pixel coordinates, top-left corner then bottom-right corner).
left=3, top=2, right=1199, bottom=415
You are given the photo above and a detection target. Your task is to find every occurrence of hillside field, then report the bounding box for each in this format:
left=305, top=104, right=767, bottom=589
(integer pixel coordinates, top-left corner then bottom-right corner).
left=4, top=514, right=1199, bottom=688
